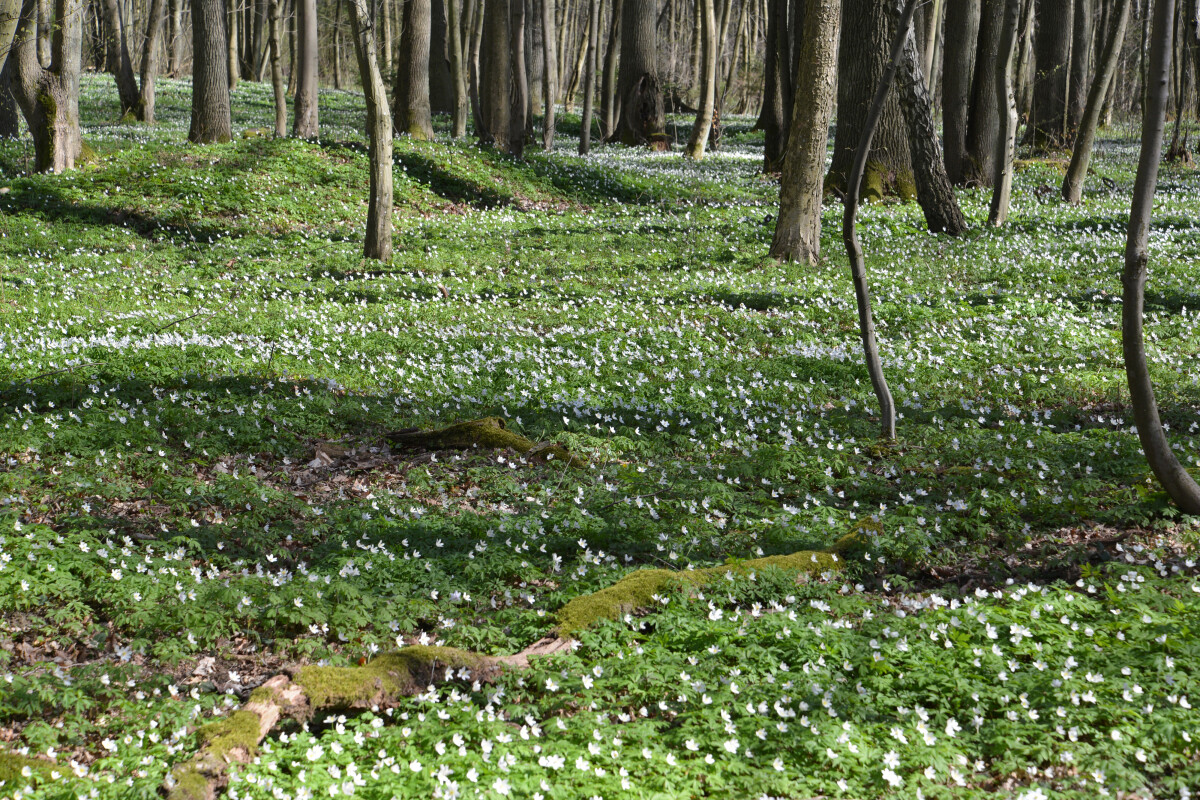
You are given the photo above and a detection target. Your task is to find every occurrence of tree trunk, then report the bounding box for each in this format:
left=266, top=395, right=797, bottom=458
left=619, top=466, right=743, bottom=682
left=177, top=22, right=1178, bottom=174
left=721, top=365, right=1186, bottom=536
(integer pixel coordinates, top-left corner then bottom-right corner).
left=468, top=0, right=484, bottom=131
left=268, top=0, right=286, bottom=134
left=578, top=0, right=599, bottom=151
left=921, top=0, right=941, bottom=78
left=509, top=0, right=527, bottom=149
left=770, top=0, right=838, bottom=263
left=0, top=58, right=20, bottom=138
left=758, top=0, right=791, bottom=171
left=227, top=0, right=240, bottom=89
left=36, top=0, right=49, bottom=66
left=168, top=0, right=183, bottom=74
left=941, top=0, right=979, bottom=184
left=720, top=0, right=747, bottom=106
left=685, top=0, right=716, bottom=158
left=0, top=0, right=22, bottom=75
left=190, top=0, right=233, bottom=141
left=137, top=0, right=166, bottom=121
left=102, top=0, right=141, bottom=116
left=828, top=0, right=913, bottom=200
left=615, top=0, right=664, bottom=145
left=1067, top=0, right=1094, bottom=136
left=12, top=0, right=82, bottom=171
left=292, top=0, right=317, bottom=137
left=347, top=0, right=394, bottom=260
left=1014, top=0, right=1035, bottom=118
left=541, top=0, right=557, bottom=146
left=964, top=0, right=1004, bottom=185
left=1122, top=0, right=1200, bottom=513
left=446, top=0, right=470, bottom=136
left=395, top=0, right=435, bottom=137
left=479, top=0, right=516, bottom=152
left=332, top=0, right=343, bottom=89
left=427, top=0, right=454, bottom=113
left=988, top=0, right=1021, bottom=225
left=1063, top=0, right=1130, bottom=202
left=600, top=0, right=620, bottom=137
left=382, top=0, right=393, bottom=76
left=1029, top=0, right=1074, bottom=149
left=891, top=0, right=966, bottom=234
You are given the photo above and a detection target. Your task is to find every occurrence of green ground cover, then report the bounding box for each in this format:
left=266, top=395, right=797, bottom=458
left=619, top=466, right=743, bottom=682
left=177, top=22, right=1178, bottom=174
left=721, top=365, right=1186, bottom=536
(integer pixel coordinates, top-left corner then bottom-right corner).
left=0, top=76, right=1198, bottom=798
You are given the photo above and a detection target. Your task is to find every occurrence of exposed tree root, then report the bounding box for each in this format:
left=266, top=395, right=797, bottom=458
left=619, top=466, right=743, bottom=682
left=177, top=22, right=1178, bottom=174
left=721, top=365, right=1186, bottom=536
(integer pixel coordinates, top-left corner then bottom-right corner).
left=165, top=539, right=855, bottom=799
left=386, top=416, right=587, bottom=467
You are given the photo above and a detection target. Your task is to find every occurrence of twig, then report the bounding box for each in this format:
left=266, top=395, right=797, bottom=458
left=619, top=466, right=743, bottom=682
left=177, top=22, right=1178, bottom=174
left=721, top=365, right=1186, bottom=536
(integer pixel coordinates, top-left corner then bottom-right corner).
left=154, top=310, right=214, bottom=333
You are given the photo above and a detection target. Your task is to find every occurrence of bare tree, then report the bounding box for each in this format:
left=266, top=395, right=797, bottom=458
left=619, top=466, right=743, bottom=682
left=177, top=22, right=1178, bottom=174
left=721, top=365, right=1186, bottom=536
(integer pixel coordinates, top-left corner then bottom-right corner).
left=1122, top=0, right=1200, bottom=513
left=685, top=0, right=717, bottom=158
left=11, top=0, right=82, bottom=170
left=189, top=0, right=233, bottom=142
left=942, top=0, right=979, bottom=183
left=1028, top=0, right=1074, bottom=149
left=347, top=0, right=394, bottom=259
left=293, top=0, right=318, bottom=138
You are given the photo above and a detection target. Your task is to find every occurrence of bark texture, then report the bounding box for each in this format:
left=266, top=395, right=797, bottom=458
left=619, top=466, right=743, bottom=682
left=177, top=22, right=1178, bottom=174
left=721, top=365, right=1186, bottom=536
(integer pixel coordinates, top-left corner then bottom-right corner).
left=541, top=0, right=557, bottom=147
left=964, top=0, right=1004, bottom=185
left=578, top=0, right=599, bottom=152
left=268, top=0, right=286, bottom=135
left=1067, top=0, right=1094, bottom=134
left=988, top=0, right=1021, bottom=225
left=759, top=0, right=793, bottom=171
left=137, top=0, right=166, bottom=122
left=770, top=0, right=839, bottom=264
left=1029, top=0, right=1074, bottom=148
left=395, top=0, right=435, bottom=138
left=292, top=0, right=318, bottom=138
left=615, top=0, right=665, bottom=146
left=941, top=0, right=979, bottom=183
left=445, top=0, right=470, bottom=137
left=479, top=0, right=526, bottom=155
left=11, top=0, right=81, bottom=171
left=101, top=0, right=140, bottom=116
left=685, top=0, right=717, bottom=158
left=190, top=0, right=233, bottom=142
left=348, top=0, right=394, bottom=260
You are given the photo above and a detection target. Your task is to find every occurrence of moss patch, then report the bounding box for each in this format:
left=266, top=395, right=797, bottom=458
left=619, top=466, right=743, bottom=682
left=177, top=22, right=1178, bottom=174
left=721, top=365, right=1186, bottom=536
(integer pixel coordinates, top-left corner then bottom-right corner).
left=295, top=646, right=491, bottom=709
left=197, top=709, right=262, bottom=760
left=0, top=752, right=53, bottom=789
left=166, top=765, right=210, bottom=800
left=388, top=417, right=585, bottom=467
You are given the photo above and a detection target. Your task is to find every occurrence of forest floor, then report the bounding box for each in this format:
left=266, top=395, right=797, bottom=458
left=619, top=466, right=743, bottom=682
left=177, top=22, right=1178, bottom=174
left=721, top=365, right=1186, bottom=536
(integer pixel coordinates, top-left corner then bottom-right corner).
left=1, top=76, right=1199, bottom=799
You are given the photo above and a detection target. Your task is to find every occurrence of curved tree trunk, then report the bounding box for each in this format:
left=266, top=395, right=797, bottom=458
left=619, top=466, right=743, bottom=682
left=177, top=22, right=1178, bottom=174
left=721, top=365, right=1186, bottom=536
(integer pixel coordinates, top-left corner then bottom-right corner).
left=770, top=0, right=839, bottom=264
left=292, top=0, right=318, bottom=137
left=190, top=0, right=233, bottom=142
left=964, top=0, right=1004, bottom=185
left=268, top=0, right=287, bottom=135
left=578, top=0, right=599, bottom=152
left=891, top=0, right=966, bottom=234
left=101, top=0, right=141, bottom=117
left=348, top=0, right=394, bottom=260
left=615, top=0, right=664, bottom=145
left=828, top=0, right=913, bottom=200
left=137, top=0, right=166, bottom=122
left=1122, top=0, right=1200, bottom=514
left=988, top=0, right=1021, bottom=225
left=685, top=0, right=717, bottom=158
left=1063, top=0, right=1130, bottom=203
left=395, top=0, right=435, bottom=138
left=1028, top=0, right=1074, bottom=149
left=12, top=0, right=82, bottom=171
left=941, top=0, right=979, bottom=184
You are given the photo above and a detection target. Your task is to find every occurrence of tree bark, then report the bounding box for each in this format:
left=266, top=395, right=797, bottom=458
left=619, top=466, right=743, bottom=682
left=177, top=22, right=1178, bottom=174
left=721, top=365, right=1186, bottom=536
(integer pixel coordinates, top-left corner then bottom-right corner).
left=168, top=0, right=183, bottom=75
left=446, top=0, right=470, bottom=136
left=1063, top=0, right=1130, bottom=202
left=541, top=0, right=557, bottom=146
left=382, top=0, right=393, bottom=75
left=0, top=58, right=20, bottom=138
left=921, top=0, right=941, bottom=79
left=964, top=0, right=1004, bottom=185
left=190, top=0, right=233, bottom=141
left=770, top=0, right=838, bottom=264
left=988, top=0, right=1020, bottom=225
left=346, top=0, right=393, bottom=260
left=0, top=0, right=21, bottom=75
left=828, top=0, right=913, bottom=200
left=101, top=0, right=141, bottom=116
left=941, top=0, right=979, bottom=184
left=600, top=0, right=620, bottom=137
left=292, top=0, right=317, bottom=137
left=1067, top=0, right=1094, bottom=135
left=578, top=0, right=598, bottom=151
left=227, top=0, right=240, bottom=89
left=268, top=0, right=286, bottom=134
left=479, top=0, right=520, bottom=153
left=509, top=0, right=527, bottom=150
left=1014, top=0, right=1035, bottom=118
left=11, top=0, right=82, bottom=171
left=615, top=0, right=664, bottom=145
left=1029, top=0, right=1074, bottom=149
left=891, top=0, right=966, bottom=234
left=395, top=0, right=435, bottom=137
left=137, top=0, right=166, bottom=122
left=35, top=0, right=48, bottom=66
left=685, top=0, right=717, bottom=158
left=759, top=0, right=791, bottom=171
left=1122, top=0, right=1200, bottom=513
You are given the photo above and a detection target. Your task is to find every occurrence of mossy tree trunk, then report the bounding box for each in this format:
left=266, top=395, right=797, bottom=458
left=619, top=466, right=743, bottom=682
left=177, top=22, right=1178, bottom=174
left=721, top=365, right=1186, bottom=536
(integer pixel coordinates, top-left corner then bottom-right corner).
left=395, top=0, right=435, bottom=138
left=137, top=0, right=166, bottom=122
left=101, top=0, right=140, bottom=116
left=189, top=0, right=233, bottom=142
left=348, top=0, right=394, bottom=260
left=292, top=0, right=318, bottom=137
left=11, top=0, right=82, bottom=171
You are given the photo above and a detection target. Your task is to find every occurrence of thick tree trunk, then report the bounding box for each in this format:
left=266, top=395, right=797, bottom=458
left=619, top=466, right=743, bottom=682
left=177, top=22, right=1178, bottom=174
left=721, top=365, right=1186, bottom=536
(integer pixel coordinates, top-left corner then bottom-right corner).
left=1029, top=0, right=1074, bottom=149
left=1122, top=0, right=1200, bottom=514
left=685, top=0, right=716, bottom=158
left=891, top=0, right=966, bottom=234
left=988, top=0, right=1020, bottom=225
left=828, top=0, right=913, bottom=200
left=541, top=0, right=556, bottom=146
left=101, top=0, right=141, bottom=116
left=1067, top=0, right=1094, bottom=135
left=0, top=0, right=21, bottom=75
left=600, top=0, right=620, bottom=137
left=268, top=0, right=286, bottom=134
left=395, top=0, right=435, bottom=137
left=1063, top=0, right=1130, bottom=202
left=446, top=0, right=470, bottom=136
left=770, top=0, right=838, bottom=264
left=347, top=0, right=393, bottom=260
left=227, top=0, right=240, bottom=89
left=1014, top=0, right=1035, bottom=118
left=758, top=0, right=791, bottom=171
left=430, top=0, right=456, bottom=113
left=292, top=0, right=317, bottom=137
left=964, top=0, right=1004, bottom=185
left=137, top=0, right=166, bottom=122
left=578, top=0, right=599, bottom=151
left=941, top=0, right=979, bottom=184
left=12, top=0, right=82, bottom=171
left=615, top=0, right=664, bottom=145
left=479, top=0, right=516, bottom=151
left=509, top=0, right=527, bottom=149
left=190, top=0, right=233, bottom=141
left=0, top=59, right=19, bottom=138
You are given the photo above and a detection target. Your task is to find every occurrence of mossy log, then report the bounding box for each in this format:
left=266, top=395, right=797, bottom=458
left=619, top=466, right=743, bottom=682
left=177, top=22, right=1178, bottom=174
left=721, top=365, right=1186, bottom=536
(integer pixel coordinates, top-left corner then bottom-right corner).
left=387, top=417, right=586, bottom=467
left=0, top=752, right=55, bottom=791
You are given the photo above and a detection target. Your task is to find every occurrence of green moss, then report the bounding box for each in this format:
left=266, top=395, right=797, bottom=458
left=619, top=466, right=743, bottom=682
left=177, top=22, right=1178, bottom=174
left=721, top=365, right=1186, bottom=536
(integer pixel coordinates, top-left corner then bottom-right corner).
left=197, top=709, right=261, bottom=759
left=242, top=128, right=268, bottom=139
left=167, top=765, right=210, bottom=800
left=78, top=140, right=99, bottom=165
left=389, top=417, right=585, bottom=467
left=0, top=752, right=52, bottom=789
left=296, top=646, right=488, bottom=709
left=248, top=686, right=274, bottom=704
left=893, top=168, right=917, bottom=201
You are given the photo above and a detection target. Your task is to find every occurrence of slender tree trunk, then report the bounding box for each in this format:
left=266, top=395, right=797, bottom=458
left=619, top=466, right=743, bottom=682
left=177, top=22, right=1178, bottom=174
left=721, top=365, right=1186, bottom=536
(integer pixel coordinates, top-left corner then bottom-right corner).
left=332, top=0, right=342, bottom=89
left=843, top=0, right=914, bottom=440
left=1014, top=0, right=1035, bottom=117
left=381, top=0, right=393, bottom=75
left=137, top=0, right=165, bottom=121
left=964, top=0, right=1004, bottom=185
left=36, top=0, right=49, bottom=65
left=770, top=0, right=838, bottom=264
left=286, top=0, right=297, bottom=95
left=1029, top=0, right=1074, bottom=148
left=168, top=0, right=183, bottom=74
left=348, top=0, right=394, bottom=260
left=468, top=0, right=485, bottom=131
left=616, top=0, right=664, bottom=145
left=579, top=0, right=599, bottom=151
left=268, top=0, right=286, bottom=133
left=395, top=0, right=435, bottom=137
left=252, top=0, right=267, bottom=78
left=758, top=0, right=791, bottom=171
left=921, top=0, right=941, bottom=78
left=12, top=0, right=82, bottom=171
left=102, top=0, right=141, bottom=115
left=1063, top=0, right=1130, bottom=202
left=1122, top=0, right=1200, bottom=513
left=446, top=0, right=470, bottom=136
left=685, top=0, right=716, bottom=157
left=988, top=0, right=1021, bottom=225
left=891, top=0, right=966, bottom=234
left=292, top=0, right=317, bottom=136
left=1067, top=0, right=1094, bottom=136
left=541, top=0, right=556, bottom=146
left=227, top=0, right=240, bottom=88
left=190, top=0, right=233, bottom=141
left=600, top=0, right=620, bottom=137
left=0, top=59, right=20, bottom=138
left=941, top=0, right=979, bottom=184
left=1, top=0, right=23, bottom=75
